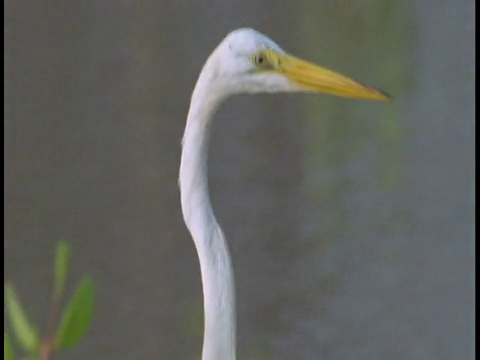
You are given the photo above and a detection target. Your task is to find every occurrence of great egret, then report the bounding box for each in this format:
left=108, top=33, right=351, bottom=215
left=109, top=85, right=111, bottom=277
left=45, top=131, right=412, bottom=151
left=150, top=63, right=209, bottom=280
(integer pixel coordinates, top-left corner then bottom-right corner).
left=179, top=28, right=389, bottom=360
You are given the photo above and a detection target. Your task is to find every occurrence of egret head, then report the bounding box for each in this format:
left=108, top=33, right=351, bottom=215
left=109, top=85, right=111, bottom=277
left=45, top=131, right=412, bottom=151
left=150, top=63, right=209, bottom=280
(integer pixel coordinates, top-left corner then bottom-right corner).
left=204, top=28, right=389, bottom=101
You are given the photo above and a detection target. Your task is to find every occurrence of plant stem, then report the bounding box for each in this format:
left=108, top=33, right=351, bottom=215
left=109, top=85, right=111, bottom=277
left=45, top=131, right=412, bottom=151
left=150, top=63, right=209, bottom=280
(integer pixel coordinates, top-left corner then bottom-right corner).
left=39, top=291, right=63, bottom=360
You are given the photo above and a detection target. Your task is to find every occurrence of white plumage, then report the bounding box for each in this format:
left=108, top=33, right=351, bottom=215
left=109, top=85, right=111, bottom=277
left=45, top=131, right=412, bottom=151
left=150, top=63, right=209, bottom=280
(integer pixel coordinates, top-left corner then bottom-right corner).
left=179, top=28, right=388, bottom=360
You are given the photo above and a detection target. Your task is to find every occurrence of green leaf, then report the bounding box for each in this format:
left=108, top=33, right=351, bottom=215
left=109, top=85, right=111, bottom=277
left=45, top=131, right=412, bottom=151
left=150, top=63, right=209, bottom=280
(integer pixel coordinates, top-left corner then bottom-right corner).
left=54, top=241, right=71, bottom=299
left=4, top=332, right=15, bottom=360
left=55, top=277, right=95, bottom=349
left=4, top=283, right=38, bottom=352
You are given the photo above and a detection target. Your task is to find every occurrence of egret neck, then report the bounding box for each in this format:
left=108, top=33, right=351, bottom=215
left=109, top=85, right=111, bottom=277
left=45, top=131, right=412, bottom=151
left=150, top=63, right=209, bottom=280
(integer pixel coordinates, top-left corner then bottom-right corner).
left=180, top=66, right=236, bottom=360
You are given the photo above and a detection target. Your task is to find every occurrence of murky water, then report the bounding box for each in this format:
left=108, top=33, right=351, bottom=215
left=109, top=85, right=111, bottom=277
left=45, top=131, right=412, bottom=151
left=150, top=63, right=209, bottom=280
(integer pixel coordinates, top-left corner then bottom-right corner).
left=5, top=1, right=474, bottom=359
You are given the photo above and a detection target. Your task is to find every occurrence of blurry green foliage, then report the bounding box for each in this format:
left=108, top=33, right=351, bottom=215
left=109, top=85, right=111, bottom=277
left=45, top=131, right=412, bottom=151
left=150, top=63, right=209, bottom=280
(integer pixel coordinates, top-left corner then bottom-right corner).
left=4, top=241, right=94, bottom=360
left=55, top=277, right=95, bottom=350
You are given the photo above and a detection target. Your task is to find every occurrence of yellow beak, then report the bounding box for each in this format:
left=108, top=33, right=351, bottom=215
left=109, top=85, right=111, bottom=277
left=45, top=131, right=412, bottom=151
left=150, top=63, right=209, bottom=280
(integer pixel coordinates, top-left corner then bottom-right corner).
left=265, top=50, right=390, bottom=101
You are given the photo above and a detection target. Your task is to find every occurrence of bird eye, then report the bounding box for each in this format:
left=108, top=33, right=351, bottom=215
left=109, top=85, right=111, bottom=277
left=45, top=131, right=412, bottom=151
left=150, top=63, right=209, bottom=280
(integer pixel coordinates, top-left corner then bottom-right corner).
left=252, top=52, right=272, bottom=69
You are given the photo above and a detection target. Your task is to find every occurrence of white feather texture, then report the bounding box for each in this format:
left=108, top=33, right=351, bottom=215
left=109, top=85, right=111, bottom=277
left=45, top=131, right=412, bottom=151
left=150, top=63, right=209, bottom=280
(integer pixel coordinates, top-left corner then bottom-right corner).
left=179, top=28, right=296, bottom=360
left=179, top=27, right=388, bottom=360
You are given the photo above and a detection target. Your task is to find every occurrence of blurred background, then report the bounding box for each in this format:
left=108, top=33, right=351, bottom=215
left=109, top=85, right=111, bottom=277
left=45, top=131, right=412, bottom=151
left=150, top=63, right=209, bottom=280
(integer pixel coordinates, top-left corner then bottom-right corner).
left=4, top=1, right=474, bottom=359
